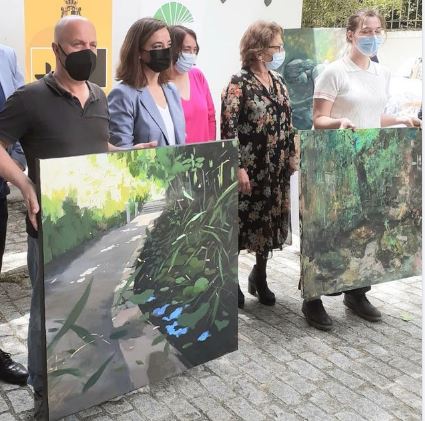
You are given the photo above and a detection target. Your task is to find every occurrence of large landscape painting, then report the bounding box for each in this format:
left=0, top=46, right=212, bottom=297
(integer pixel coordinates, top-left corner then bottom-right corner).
left=38, top=141, right=238, bottom=420
left=300, top=128, right=421, bottom=299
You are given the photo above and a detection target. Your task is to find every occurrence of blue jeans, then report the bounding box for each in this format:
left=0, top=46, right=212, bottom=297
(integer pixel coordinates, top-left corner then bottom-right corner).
left=27, top=235, right=44, bottom=394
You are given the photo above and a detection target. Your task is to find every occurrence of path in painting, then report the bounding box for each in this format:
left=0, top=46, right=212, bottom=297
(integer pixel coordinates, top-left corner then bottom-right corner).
left=44, top=199, right=187, bottom=419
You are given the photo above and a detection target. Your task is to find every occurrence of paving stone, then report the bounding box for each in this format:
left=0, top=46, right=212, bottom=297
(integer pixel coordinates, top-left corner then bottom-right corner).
left=294, top=402, right=330, bottom=420
left=225, top=397, right=267, bottom=421
left=130, top=394, right=172, bottom=421
left=5, top=389, right=32, bottom=414
left=335, top=410, right=368, bottom=421
left=0, top=413, right=16, bottom=421
left=198, top=376, right=237, bottom=401
left=191, top=396, right=237, bottom=421
left=269, top=378, right=302, bottom=406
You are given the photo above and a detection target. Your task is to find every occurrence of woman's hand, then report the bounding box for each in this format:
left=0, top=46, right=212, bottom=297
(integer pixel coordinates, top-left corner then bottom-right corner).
left=133, top=141, right=158, bottom=149
left=396, top=116, right=422, bottom=128
left=338, top=118, right=356, bottom=130
left=237, top=168, right=251, bottom=195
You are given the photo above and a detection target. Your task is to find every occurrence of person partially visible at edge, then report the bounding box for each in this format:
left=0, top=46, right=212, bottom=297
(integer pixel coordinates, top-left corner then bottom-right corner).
left=221, top=20, right=297, bottom=310
left=0, top=43, right=28, bottom=388
left=0, top=16, right=154, bottom=419
left=169, top=25, right=216, bottom=143
left=313, top=8, right=421, bottom=130
left=108, top=18, right=186, bottom=148
left=305, top=9, right=421, bottom=332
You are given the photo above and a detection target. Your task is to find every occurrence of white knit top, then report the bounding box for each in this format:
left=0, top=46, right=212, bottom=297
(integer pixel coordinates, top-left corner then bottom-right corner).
left=313, top=56, right=391, bottom=129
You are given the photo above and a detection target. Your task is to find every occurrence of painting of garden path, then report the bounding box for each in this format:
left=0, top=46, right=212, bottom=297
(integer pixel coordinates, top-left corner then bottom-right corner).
left=38, top=141, right=238, bottom=420
left=300, top=128, right=421, bottom=299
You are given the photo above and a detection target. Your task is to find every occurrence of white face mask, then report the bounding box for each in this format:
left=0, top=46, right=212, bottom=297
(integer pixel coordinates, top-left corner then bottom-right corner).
left=265, top=51, right=286, bottom=71
left=175, top=52, right=197, bottom=73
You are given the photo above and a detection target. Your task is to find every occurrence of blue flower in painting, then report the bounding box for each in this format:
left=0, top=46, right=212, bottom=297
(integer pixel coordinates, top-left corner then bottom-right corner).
left=197, top=331, right=210, bottom=342
left=147, top=295, right=156, bottom=303
left=162, top=306, right=183, bottom=321
left=165, top=322, right=188, bottom=338
left=152, top=304, right=170, bottom=317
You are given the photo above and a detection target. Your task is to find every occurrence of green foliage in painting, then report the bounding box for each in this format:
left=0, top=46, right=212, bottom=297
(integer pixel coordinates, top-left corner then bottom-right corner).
left=40, top=152, right=159, bottom=263
left=300, top=128, right=421, bottom=299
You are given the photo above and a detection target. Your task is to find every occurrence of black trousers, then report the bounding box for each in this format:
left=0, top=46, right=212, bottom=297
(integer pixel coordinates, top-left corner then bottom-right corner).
left=0, top=198, right=7, bottom=273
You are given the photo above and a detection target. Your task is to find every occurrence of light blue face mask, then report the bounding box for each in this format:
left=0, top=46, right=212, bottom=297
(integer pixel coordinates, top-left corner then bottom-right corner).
left=356, top=36, right=384, bottom=57
left=175, top=52, right=197, bottom=73
left=265, top=51, right=286, bottom=71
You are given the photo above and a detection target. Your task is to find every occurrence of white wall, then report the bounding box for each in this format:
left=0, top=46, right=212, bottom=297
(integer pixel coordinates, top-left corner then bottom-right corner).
left=0, top=0, right=25, bottom=73
left=112, top=0, right=303, bottom=118
left=379, top=30, right=422, bottom=76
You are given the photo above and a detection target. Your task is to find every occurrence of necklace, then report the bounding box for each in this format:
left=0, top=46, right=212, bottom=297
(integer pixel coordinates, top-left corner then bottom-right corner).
left=253, top=71, right=273, bottom=94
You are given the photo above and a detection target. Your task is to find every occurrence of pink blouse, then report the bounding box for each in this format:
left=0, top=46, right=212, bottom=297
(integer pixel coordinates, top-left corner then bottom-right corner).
left=181, top=67, right=216, bottom=143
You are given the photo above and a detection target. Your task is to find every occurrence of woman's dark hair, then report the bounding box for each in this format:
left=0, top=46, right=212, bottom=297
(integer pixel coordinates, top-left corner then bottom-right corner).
left=169, top=25, right=199, bottom=64
left=116, top=17, right=170, bottom=87
left=346, top=9, right=386, bottom=42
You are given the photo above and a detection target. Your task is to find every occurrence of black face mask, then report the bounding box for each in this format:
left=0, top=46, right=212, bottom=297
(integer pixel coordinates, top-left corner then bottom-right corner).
left=58, top=45, right=97, bottom=81
left=143, top=48, right=171, bottom=73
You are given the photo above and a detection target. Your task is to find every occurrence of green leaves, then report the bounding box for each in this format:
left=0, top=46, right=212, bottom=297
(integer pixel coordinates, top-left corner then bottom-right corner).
left=214, top=319, right=230, bottom=331
left=152, top=334, right=166, bottom=346
left=49, top=368, right=81, bottom=378
left=178, top=303, right=210, bottom=328
left=82, top=354, right=115, bottom=393
left=47, top=277, right=93, bottom=354
left=128, top=289, right=155, bottom=305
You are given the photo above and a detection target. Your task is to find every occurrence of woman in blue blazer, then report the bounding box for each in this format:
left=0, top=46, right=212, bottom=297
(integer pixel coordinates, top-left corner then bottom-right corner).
left=108, top=18, right=186, bottom=148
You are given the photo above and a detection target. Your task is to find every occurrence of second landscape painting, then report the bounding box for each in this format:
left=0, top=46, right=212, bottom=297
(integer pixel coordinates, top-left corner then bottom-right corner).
left=300, top=128, right=422, bottom=299
left=38, top=141, right=238, bottom=420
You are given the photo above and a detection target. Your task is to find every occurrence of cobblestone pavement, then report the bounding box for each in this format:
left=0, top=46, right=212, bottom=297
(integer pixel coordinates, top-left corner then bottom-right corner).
left=0, top=192, right=422, bottom=420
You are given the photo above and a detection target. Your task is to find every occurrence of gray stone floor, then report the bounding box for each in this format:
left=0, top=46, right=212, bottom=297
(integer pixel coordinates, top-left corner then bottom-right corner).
left=0, top=192, right=422, bottom=420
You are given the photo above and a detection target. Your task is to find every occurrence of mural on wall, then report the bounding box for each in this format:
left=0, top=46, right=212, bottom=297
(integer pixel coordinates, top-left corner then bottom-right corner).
left=24, top=0, right=112, bottom=89
left=280, top=28, right=346, bottom=130
left=300, top=128, right=422, bottom=299
left=38, top=141, right=238, bottom=420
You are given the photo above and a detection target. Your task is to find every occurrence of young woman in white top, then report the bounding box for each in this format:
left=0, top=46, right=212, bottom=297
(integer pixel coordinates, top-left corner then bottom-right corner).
left=303, top=9, right=421, bottom=332
left=313, top=9, right=421, bottom=130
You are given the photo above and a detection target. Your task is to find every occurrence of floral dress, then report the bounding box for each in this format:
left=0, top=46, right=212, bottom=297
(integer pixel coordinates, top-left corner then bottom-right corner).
left=221, top=68, right=296, bottom=256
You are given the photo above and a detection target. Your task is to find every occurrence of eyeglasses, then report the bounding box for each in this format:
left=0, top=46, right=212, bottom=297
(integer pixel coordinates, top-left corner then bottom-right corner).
left=269, top=45, right=284, bottom=52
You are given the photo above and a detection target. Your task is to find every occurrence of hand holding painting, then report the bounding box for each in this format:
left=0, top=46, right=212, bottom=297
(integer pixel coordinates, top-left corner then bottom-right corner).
left=133, top=141, right=158, bottom=149
left=237, top=168, right=251, bottom=194
left=338, top=117, right=356, bottom=129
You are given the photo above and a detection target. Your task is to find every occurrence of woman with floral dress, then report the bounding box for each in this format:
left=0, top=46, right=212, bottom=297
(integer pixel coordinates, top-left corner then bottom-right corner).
left=221, top=20, right=296, bottom=309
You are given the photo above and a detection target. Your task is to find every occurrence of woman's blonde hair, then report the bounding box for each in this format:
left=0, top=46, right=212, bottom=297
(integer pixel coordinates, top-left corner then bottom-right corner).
left=240, top=20, right=283, bottom=68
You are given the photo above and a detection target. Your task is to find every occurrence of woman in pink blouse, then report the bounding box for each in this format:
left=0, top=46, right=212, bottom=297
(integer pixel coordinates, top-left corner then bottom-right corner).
left=169, top=25, right=216, bottom=143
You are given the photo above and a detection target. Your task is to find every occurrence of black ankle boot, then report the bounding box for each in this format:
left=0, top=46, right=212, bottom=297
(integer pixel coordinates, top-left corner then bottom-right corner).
left=238, top=284, right=245, bottom=309
left=302, top=299, right=333, bottom=331
left=248, top=265, right=275, bottom=306
left=343, top=292, right=382, bottom=322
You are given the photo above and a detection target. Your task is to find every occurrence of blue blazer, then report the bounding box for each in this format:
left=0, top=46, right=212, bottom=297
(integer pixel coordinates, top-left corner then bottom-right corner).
left=0, top=44, right=26, bottom=197
left=0, top=44, right=24, bottom=98
left=108, top=81, right=186, bottom=147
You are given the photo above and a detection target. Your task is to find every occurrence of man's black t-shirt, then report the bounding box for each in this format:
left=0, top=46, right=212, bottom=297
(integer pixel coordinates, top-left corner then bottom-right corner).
left=0, top=72, right=109, bottom=237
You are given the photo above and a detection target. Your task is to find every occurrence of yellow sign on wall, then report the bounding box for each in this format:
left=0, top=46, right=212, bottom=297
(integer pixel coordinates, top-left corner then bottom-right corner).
left=24, top=0, right=112, bottom=92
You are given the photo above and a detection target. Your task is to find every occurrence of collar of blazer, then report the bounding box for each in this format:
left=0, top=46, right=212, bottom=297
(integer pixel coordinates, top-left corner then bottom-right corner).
left=0, top=47, right=16, bottom=99
left=137, top=84, right=182, bottom=145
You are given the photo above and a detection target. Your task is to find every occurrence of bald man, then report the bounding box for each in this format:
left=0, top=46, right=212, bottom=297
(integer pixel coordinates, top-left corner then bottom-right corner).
left=0, top=16, right=109, bottom=419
